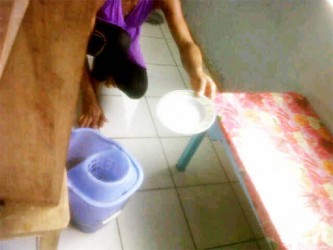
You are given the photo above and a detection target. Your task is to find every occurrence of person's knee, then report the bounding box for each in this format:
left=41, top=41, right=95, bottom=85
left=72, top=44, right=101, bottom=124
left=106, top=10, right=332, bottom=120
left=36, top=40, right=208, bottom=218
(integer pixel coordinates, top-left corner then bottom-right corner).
left=112, top=60, right=148, bottom=99
left=120, top=72, right=148, bottom=99
left=124, top=82, right=147, bottom=99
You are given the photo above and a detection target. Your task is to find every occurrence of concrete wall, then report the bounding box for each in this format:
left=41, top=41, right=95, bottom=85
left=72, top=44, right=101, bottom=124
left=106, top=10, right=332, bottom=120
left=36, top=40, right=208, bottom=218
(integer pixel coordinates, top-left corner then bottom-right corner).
left=182, top=0, right=333, bottom=132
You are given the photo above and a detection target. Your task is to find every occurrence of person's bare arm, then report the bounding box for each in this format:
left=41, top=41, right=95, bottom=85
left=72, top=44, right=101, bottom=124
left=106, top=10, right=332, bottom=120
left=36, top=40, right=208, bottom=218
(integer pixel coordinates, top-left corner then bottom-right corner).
left=78, top=0, right=107, bottom=128
left=157, top=0, right=216, bottom=99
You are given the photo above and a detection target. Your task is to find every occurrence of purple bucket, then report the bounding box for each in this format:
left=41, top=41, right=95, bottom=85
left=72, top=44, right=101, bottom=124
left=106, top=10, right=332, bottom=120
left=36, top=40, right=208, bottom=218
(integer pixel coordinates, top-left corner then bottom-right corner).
left=67, top=128, right=143, bottom=233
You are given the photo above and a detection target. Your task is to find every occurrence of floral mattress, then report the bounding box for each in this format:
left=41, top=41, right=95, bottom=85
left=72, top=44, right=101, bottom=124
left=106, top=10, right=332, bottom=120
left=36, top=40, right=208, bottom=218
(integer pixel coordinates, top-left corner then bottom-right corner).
left=214, top=92, right=333, bottom=249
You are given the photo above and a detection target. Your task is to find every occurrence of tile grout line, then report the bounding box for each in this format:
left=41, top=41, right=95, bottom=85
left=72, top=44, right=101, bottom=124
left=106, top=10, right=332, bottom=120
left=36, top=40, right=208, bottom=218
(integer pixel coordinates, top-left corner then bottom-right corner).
left=211, top=138, right=265, bottom=241
left=158, top=22, right=188, bottom=89
left=210, top=139, right=262, bottom=240
left=176, top=66, right=190, bottom=89
left=229, top=182, right=264, bottom=241
left=116, top=218, right=125, bottom=250
left=255, top=239, right=262, bottom=250
left=143, top=96, right=160, bottom=137
left=141, top=31, right=177, bottom=66
left=101, top=23, right=257, bottom=250
left=97, top=27, right=182, bottom=249
left=209, top=139, right=265, bottom=241
left=204, top=238, right=263, bottom=250
left=109, top=135, right=191, bottom=139
left=35, top=236, right=38, bottom=250
left=165, top=40, right=182, bottom=67
left=143, top=73, right=251, bottom=248
left=140, top=34, right=164, bottom=39
left=138, top=186, right=175, bottom=192
left=143, top=63, right=199, bottom=247
left=160, top=25, right=180, bottom=69
left=146, top=63, right=179, bottom=67
left=143, top=96, right=192, bottom=138
left=163, top=134, right=258, bottom=247
left=158, top=136, right=198, bottom=250
left=158, top=137, right=198, bottom=249
left=139, top=181, right=231, bottom=192
left=141, top=36, right=165, bottom=41
left=143, top=82, right=198, bottom=248
left=210, top=139, right=233, bottom=183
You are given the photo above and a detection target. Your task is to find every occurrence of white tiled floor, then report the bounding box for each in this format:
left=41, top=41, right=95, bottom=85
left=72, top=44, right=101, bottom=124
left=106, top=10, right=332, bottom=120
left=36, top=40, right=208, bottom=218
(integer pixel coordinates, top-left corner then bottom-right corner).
left=1, top=23, right=268, bottom=250
left=0, top=237, right=37, bottom=250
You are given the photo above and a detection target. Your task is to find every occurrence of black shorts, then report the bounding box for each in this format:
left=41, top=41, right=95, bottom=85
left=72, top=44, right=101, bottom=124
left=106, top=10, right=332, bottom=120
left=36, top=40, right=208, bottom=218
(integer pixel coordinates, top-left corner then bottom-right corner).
left=87, top=20, right=148, bottom=99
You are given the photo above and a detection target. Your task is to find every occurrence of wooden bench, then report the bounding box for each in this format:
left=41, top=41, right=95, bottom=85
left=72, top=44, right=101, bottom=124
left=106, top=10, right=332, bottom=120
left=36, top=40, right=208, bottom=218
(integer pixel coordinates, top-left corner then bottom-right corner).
left=177, top=92, right=333, bottom=249
left=0, top=173, right=69, bottom=250
left=0, top=1, right=101, bottom=249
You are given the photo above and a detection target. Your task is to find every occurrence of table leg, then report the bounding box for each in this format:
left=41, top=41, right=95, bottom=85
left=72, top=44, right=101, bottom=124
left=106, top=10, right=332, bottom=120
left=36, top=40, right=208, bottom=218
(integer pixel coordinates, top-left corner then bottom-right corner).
left=37, top=230, right=61, bottom=250
left=176, top=132, right=206, bottom=171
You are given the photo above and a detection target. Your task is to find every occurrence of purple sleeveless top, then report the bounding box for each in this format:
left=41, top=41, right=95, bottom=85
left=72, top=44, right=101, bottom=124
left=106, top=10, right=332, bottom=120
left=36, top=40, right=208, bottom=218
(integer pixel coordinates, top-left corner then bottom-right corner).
left=97, top=0, right=154, bottom=68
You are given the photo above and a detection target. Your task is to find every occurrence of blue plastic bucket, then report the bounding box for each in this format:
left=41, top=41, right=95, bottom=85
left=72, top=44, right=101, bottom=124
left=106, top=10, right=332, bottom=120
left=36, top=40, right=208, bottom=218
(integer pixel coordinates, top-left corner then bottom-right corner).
left=67, top=128, right=143, bottom=233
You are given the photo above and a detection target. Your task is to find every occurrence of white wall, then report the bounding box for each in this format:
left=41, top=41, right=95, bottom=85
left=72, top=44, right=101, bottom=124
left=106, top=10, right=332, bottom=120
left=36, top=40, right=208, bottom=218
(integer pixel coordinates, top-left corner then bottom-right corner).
left=182, top=0, right=333, bottom=132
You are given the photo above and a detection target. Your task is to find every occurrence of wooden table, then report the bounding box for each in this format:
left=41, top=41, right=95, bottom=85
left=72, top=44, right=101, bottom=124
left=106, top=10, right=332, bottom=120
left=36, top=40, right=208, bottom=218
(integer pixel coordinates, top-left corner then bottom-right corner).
left=0, top=0, right=103, bottom=248
left=0, top=173, right=69, bottom=250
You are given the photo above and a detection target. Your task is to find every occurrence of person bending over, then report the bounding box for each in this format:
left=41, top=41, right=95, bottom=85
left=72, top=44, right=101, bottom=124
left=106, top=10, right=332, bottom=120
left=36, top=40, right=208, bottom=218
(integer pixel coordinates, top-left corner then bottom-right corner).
left=79, top=0, right=217, bottom=128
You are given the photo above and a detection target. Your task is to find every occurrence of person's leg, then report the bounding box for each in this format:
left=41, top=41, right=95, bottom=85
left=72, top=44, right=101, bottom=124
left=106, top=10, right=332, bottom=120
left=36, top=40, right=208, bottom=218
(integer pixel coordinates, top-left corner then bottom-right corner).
left=99, top=54, right=148, bottom=99
left=93, top=22, right=148, bottom=99
left=79, top=21, right=148, bottom=128
left=111, top=58, right=148, bottom=99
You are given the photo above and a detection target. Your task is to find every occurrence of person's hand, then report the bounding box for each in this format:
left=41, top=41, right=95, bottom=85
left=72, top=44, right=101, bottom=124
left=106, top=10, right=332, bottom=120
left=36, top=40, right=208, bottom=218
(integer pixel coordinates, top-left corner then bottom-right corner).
left=190, top=69, right=217, bottom=100
left=78, top=97, right=107, bottom=129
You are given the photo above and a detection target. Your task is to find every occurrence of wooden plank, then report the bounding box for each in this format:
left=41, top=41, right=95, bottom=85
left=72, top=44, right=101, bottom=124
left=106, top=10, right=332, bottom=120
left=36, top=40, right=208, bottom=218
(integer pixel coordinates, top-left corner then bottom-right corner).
left=0, top=172, right=69, bottom=238
left=0, top=0, right=30, bottom=78
left=37, top=230, right=62, bottom=250
left=0, top=0, right=101, bottom=204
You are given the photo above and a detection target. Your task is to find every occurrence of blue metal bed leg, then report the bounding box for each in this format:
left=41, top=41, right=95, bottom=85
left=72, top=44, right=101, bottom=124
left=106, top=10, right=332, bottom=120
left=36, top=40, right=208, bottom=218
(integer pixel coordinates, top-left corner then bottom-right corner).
left=207, top=118, right=223, bottom=141
left=176, top=132, right=206, bottom=171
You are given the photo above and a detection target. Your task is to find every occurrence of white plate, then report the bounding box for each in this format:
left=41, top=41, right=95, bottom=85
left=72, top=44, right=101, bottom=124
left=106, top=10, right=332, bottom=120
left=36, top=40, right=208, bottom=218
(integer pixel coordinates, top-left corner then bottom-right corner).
left=156, top=90, right=216, bottom=135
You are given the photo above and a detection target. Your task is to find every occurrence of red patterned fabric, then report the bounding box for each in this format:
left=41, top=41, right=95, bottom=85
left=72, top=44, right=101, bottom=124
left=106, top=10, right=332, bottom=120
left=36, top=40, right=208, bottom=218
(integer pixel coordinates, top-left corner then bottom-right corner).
left=214, top=92, right=333, bottom=250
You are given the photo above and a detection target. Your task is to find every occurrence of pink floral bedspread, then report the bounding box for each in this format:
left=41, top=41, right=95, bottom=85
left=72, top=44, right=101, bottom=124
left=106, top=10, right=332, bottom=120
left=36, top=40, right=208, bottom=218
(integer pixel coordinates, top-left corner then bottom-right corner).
left=214, top=92, right=333, bottom=250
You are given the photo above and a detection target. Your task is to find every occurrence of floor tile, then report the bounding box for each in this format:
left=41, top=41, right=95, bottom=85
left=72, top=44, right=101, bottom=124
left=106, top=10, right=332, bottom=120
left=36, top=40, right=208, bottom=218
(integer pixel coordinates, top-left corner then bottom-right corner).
left=141, top=23, right=163, bottom=38
left=70, top=6, right=267, bottom=250
left=76, top=86, right=126, bottom=129
left=140, top=37, right=176, bottom=65
left=115, top=138, right=174, bottom=190
left=219, top=241, right=260, bottom=250
left=212, top=141, right=238, bottom=182
left=58, top=222, right=122, bottom=250
left=99, top=95, right=157, bottom=138
left=146, top=97, right=185, bottom=137
left=166, top=39, right=182, bottom=66
left=146, top=64, right=186, bottom=97
left=86, top=55, right=94, bottom=70
left=161, top=137, right=228, bottom=187
left=161, top=21, right=173, bottom=40
left=256, top=239, right=271, bottom=250
left=178, top=66, right=191, bottom=88
left=118, top=189, right=195, bottom=250
left=98, top=84, right=126, bottom=96
left=178, top=184, right=254, bottom=249
left=232, top=183, right=265, bottom=239
left=0, top=237, right=36, bottom=250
